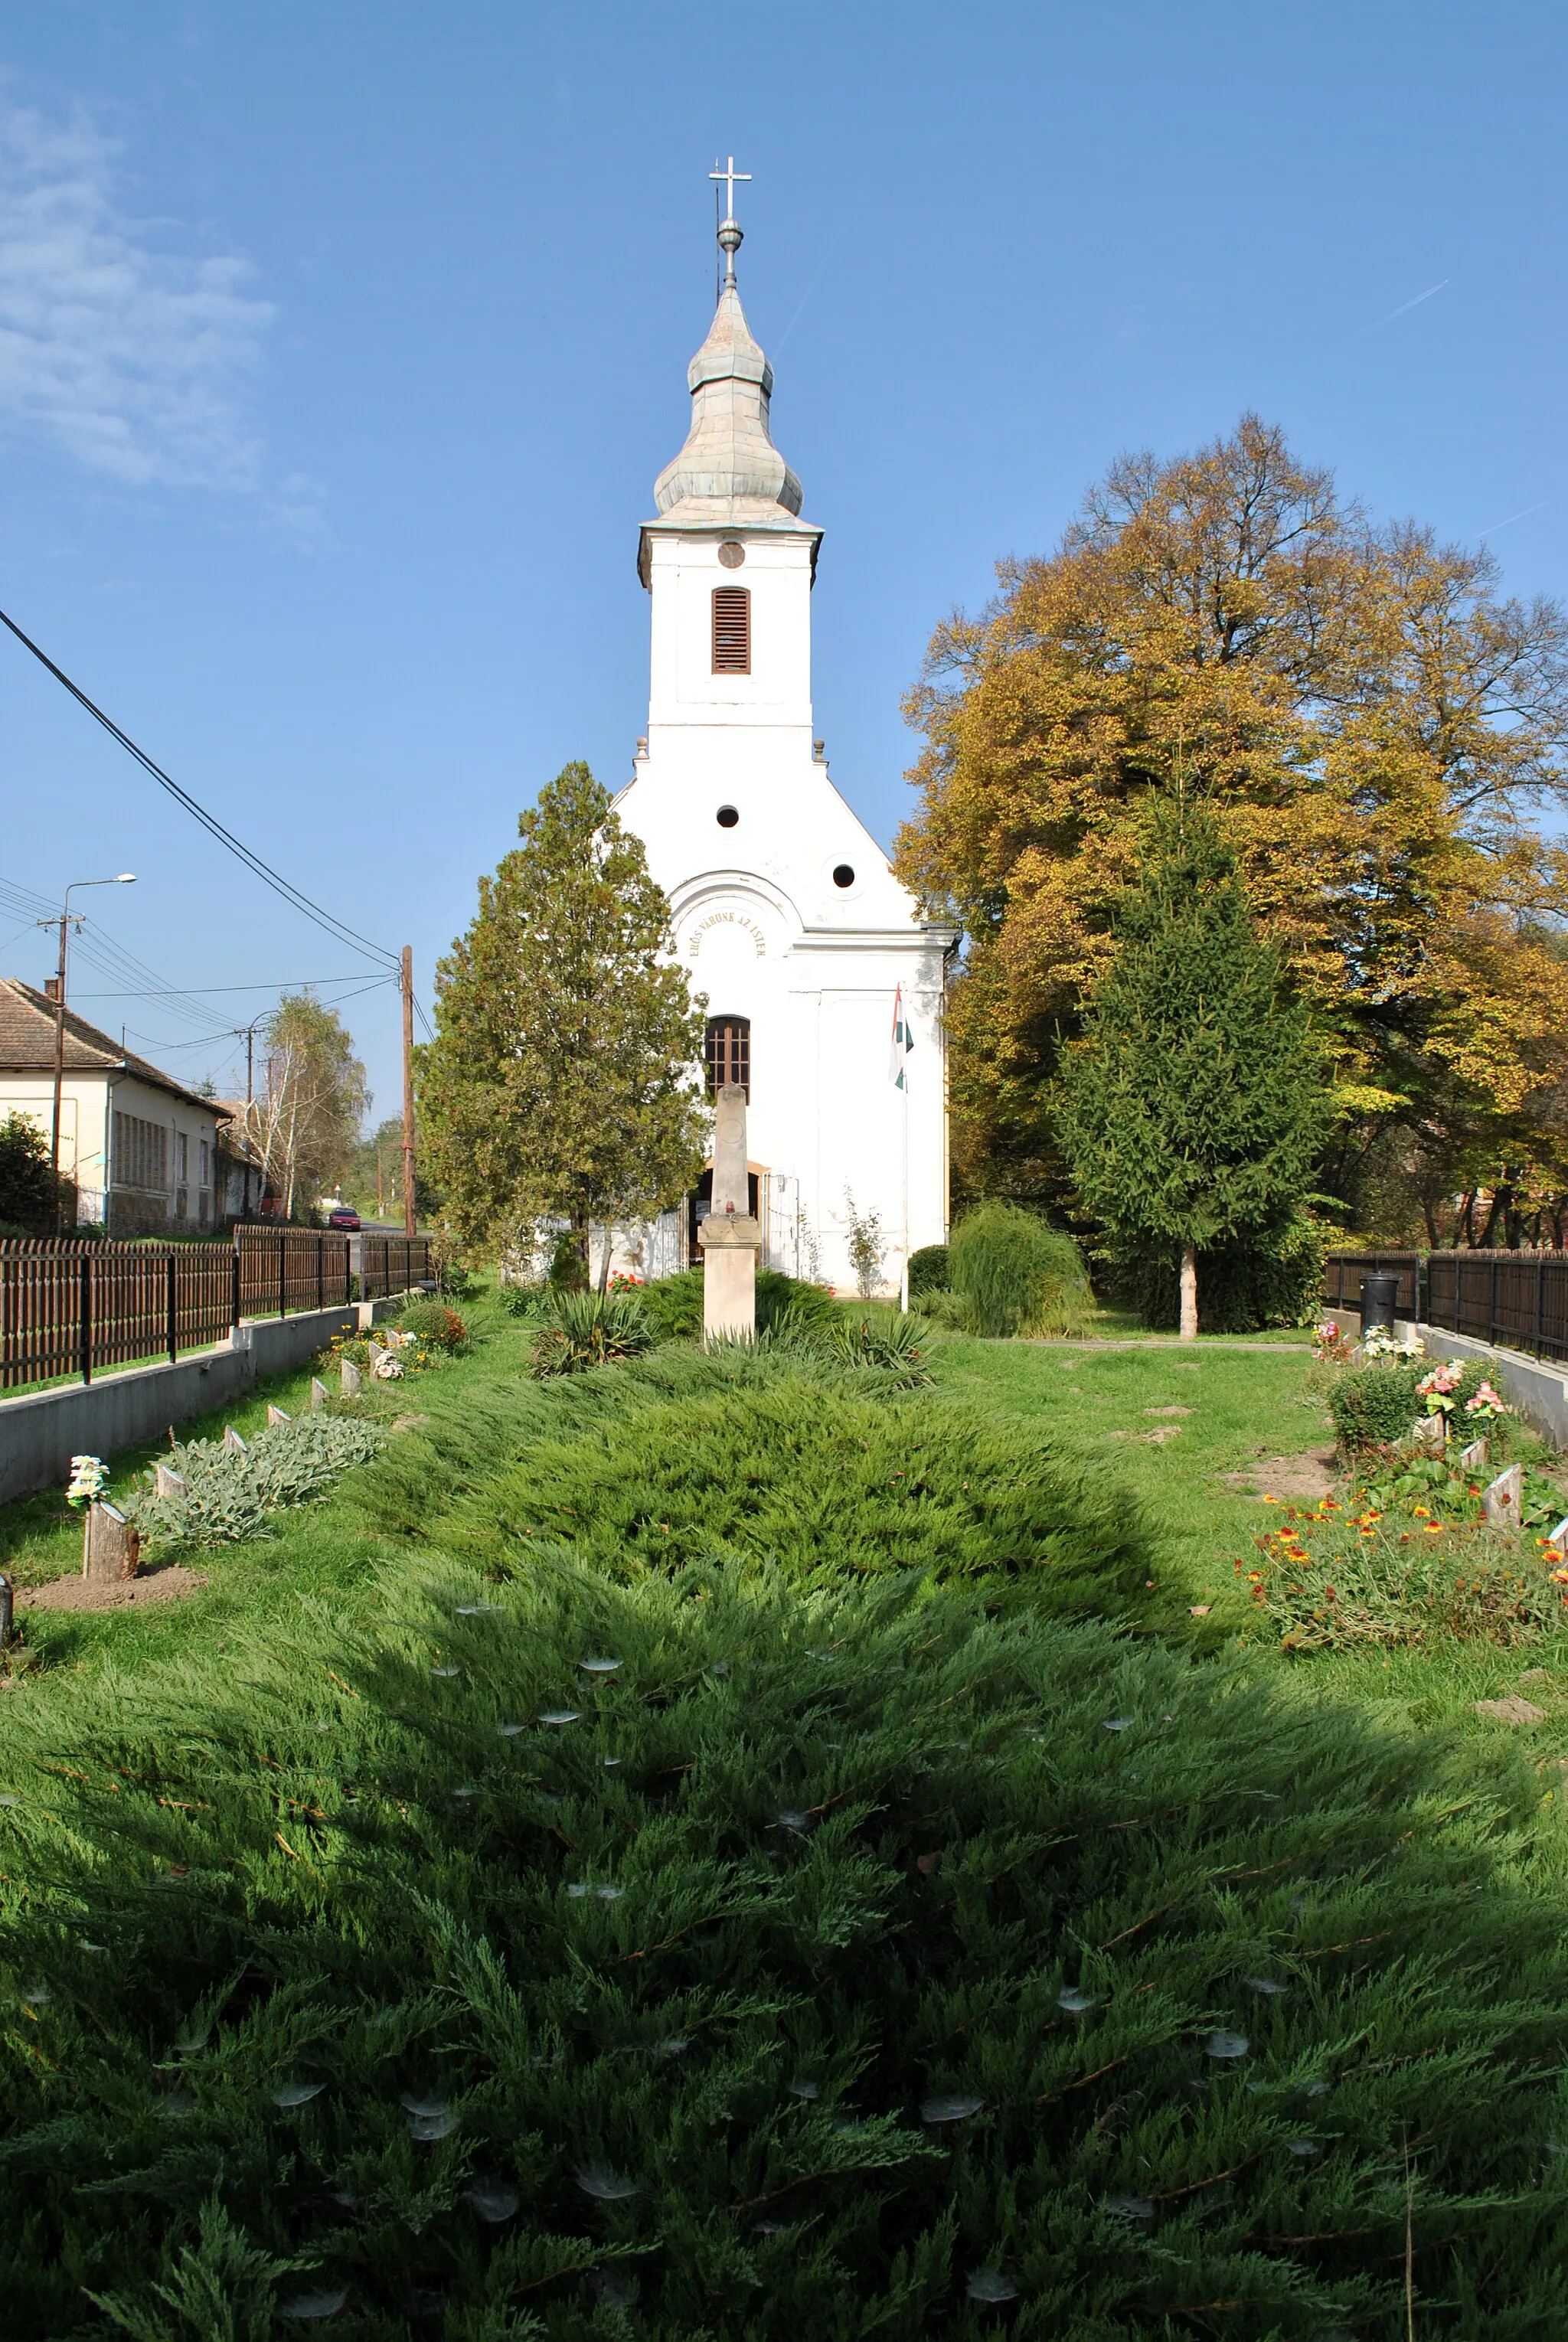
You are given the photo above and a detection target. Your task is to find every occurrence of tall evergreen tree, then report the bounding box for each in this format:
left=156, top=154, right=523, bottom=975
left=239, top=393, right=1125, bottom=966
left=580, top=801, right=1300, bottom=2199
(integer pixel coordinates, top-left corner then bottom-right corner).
left=1053, top=802, right=1329, bottom=1336
left=418, top=763, right=707, bottom=1271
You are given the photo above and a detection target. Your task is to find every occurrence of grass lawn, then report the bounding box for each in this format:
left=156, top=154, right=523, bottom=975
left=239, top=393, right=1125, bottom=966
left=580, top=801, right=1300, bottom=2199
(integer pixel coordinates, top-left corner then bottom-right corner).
left=931, top=1331, right=1333, bottom=1625
left=8, top=1292, right=1568, bottom=2333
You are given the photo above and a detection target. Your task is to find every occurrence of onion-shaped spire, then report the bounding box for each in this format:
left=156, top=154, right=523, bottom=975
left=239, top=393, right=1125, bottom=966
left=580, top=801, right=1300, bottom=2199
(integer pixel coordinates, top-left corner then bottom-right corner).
left=652, top=177, right=804, bottom=524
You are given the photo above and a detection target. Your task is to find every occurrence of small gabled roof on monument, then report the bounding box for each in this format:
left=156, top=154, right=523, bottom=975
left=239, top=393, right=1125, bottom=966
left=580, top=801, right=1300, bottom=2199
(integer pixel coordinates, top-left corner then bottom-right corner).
left=641, top=160, right=821, bottom=581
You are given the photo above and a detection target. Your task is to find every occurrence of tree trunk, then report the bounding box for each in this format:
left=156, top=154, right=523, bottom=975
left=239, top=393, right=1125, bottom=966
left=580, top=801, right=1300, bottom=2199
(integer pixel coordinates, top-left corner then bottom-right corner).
left=597, top=1227, right=613, bottom=1293
left=1178, top=1243, right=1198, bottom=1341
left=1422, top=1193, right=1439, bottom=1251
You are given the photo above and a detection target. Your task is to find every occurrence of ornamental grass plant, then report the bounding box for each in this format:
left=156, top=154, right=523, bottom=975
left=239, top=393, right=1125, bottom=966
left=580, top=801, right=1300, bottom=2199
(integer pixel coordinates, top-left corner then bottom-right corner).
left=11, top=1548, right=1568, bottom=2337
left=946, top=1205, right=1093, bottom=1339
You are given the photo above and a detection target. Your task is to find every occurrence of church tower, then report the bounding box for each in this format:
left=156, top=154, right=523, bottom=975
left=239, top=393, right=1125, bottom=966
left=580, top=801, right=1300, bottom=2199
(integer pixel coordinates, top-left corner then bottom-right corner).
left=612, top=165, right=952, bottom=1292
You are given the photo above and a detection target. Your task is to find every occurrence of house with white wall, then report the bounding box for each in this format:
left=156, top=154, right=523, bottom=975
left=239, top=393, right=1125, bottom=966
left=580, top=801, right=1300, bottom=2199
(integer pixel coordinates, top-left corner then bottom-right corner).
left=0, top=978, right=227, bottom=1234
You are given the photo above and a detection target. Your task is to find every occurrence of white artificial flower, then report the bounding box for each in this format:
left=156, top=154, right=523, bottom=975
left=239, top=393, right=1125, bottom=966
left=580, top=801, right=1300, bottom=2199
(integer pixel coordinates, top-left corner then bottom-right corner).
left=373, top=1354, right=404, bottom=1380
left=65, top=1454, right=109, bottom=1506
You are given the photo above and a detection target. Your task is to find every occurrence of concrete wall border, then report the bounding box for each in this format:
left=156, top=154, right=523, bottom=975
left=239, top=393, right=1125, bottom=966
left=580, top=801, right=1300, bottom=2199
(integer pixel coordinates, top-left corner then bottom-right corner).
left=0, top=1301, right=402, bottom=1506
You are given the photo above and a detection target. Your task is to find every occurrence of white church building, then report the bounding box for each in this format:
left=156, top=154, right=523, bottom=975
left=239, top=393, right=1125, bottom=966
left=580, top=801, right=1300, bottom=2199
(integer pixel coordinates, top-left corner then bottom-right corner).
left=611, top=171, right=954, bottom=1295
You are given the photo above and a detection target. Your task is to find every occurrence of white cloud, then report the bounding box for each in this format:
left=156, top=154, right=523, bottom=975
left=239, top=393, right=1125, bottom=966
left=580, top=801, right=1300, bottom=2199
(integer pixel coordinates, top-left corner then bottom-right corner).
left=0, top=91, right=273, bottom=489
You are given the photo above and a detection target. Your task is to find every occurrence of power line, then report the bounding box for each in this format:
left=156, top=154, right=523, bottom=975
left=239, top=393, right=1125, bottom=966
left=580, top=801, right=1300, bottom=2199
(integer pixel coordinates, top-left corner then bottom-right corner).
left=0, top=604, right=400, bottom=971
left=66, top=975, right=380, bottom=998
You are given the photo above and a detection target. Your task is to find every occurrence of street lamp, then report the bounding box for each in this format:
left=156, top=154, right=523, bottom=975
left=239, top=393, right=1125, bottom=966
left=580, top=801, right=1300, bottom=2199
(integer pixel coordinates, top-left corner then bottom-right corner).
left=44, top=874, right=136, bottom=1233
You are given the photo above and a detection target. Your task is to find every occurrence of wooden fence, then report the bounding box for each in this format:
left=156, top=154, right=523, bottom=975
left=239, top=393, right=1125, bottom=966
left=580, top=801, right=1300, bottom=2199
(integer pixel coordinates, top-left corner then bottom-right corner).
left=0, top=1227, right=432, bottom=1393
left=1323, top=1249, right=1568, bottom=1366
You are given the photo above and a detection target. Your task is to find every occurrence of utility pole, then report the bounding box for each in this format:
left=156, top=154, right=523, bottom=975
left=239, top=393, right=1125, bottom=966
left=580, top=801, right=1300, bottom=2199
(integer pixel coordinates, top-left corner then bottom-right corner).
left=400, top=945, right=416, bottom=1238
left=41, top=874, right=136, bottom=1233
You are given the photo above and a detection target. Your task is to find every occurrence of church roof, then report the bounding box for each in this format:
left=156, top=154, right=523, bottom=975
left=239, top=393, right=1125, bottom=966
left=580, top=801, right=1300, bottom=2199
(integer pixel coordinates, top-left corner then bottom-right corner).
left=649, top=214, right=808, bottom=532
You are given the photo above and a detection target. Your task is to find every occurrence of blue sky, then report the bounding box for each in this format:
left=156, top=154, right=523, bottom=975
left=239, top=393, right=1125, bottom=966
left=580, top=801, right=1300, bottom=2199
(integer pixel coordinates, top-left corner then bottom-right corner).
left=0, top=1, right=1563, bottom=1115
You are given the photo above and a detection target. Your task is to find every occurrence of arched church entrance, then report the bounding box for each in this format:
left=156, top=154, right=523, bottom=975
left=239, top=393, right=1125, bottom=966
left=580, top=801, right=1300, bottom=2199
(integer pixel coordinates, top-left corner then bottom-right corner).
left=688, top=1164, right=761, bottom=1259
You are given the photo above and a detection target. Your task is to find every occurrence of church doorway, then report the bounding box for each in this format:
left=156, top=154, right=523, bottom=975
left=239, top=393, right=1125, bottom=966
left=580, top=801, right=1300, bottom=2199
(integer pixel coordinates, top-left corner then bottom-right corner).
left=689, top=1163, right=760, bottom=1259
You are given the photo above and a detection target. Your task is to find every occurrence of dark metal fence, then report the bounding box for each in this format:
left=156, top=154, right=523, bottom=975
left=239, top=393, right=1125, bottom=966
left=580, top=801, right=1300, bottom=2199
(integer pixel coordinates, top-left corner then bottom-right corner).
left=0, top=1226, right=430, bottom=1393
left=1323, top=1249, right=1568, bottom=1366
left=358, top=1233, right=433, bottom=1302
left=1321, top=1252, right=1423, bottom=1320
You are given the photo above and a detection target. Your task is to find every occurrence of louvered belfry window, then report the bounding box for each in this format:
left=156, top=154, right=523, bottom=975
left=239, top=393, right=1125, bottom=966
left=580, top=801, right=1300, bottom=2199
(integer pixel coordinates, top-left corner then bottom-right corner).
left=711, top=585, right=751, bottom=675
left=705, top=1015, right=750, bottom=1100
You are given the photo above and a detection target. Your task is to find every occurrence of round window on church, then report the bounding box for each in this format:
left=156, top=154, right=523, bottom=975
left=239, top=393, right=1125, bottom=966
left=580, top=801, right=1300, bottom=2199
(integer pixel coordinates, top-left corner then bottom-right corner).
left=832, top=864, right=855, bottom=889
left=717, top=804, right=740, bottom=828
left=717, top=541, right=746, bottom=570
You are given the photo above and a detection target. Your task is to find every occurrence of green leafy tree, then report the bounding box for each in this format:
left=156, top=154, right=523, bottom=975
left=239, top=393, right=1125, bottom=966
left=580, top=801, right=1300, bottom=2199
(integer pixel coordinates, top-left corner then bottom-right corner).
left=417, top=762, right=708, bottom=1273
left=0, top=1109, right=57, bottom=1235
left=1053, top=803, right=1330, bottom=1336
left=246, top=993, right=370, bottom=1221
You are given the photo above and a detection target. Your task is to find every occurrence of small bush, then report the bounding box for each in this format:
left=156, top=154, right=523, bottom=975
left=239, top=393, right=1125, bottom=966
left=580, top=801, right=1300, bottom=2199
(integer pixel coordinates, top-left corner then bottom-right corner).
left=398, top=1293, right=469, bottom=1352
left=948, top=1204, right=1093, bottom=1338
left=1327, top=1362, right=1423, bottom=1453
left=906, top=1243, right=949, bottom=1297
left=124, top=1413, right=387, bottom=1547
left=530, top=1289, right=654, bottom=1378
left=0, top=1109, right=58, bottom=1236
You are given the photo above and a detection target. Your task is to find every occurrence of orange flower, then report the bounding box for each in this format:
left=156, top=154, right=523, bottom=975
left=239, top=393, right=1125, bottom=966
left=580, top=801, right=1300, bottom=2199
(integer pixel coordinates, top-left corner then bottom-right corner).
left=1424, top=1524, right=1443, bottom=1537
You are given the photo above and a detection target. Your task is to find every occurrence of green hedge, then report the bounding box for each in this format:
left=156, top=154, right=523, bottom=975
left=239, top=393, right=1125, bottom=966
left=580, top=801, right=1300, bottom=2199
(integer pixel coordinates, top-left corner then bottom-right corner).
left=638, top=1266, right=838, bottom=1342
left=8, top=1550, right=1568, bottom=2334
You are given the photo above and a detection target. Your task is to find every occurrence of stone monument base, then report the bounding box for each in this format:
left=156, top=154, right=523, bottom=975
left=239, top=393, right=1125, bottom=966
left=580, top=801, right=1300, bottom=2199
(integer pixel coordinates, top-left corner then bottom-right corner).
left=699, top=1217, right=760, bottom=1338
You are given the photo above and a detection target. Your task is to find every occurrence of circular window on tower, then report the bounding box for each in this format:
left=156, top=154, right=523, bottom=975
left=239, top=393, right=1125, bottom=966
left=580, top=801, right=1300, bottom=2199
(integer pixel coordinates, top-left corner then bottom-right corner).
left=717, top=541, right=746, bottom=570
left=717, top=804, right=739, bottom=828
left=832, top=863, right=856, bottom=890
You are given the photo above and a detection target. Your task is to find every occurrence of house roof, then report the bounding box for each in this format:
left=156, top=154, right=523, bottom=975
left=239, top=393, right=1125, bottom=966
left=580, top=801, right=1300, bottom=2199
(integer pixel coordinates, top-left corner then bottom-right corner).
left=0, top=979, right=230, bottom=1119
left=211, top=1100, right=264, bottom=1166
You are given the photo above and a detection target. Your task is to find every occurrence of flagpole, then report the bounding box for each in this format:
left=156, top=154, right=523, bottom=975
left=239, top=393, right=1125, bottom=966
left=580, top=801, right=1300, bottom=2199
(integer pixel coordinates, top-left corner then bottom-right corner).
left=900, top=998, right=910, bottom=1311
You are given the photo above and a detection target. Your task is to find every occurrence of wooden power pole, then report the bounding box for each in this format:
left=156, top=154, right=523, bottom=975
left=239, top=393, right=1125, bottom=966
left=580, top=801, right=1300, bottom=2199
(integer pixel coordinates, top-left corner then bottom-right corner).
left=400, top=945, right=416, bottom=1237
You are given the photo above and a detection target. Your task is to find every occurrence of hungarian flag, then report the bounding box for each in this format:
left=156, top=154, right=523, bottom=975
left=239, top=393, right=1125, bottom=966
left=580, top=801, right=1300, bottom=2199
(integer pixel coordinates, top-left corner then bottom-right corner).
left=889, top=984, right=914, bottom=1089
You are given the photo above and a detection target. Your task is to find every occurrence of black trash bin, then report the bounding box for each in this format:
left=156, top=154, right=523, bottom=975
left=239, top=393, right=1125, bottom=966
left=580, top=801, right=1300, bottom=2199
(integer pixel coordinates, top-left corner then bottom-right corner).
left=1359, top=1272, right=1399, bottom=1338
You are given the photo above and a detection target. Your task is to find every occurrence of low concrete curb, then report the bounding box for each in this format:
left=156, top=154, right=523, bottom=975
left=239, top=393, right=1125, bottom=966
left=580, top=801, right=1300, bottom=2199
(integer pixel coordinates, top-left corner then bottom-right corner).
left=1337, top=1305, right=1568, bottom=1450
left=0, top=1299, right=400, bottom=1505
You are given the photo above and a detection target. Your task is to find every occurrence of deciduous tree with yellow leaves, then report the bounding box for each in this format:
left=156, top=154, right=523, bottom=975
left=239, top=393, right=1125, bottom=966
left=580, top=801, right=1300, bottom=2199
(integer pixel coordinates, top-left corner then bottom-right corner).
left=896, top=416, right=1568, bottom=1252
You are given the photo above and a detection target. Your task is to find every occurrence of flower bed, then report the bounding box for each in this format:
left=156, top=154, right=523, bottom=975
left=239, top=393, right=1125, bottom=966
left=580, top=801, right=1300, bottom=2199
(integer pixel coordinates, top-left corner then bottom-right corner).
left=1247, top=1468, right=1568, bottom=1650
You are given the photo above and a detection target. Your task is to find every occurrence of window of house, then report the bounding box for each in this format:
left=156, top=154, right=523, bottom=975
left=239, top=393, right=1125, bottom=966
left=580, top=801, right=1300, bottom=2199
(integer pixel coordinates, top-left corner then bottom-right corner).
left=704, top=1014, right=750, bottom=1100
left=200, top=1139, right=210, bottom=1186
left=711, top=586, right=750, bottom=675
left=112, top=1112, right=168, bottom=1192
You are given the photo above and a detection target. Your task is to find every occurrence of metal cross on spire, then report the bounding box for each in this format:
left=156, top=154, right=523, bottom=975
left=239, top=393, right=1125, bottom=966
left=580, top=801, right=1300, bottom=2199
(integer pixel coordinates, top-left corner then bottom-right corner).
left=709, top=154, right=751, bottom=221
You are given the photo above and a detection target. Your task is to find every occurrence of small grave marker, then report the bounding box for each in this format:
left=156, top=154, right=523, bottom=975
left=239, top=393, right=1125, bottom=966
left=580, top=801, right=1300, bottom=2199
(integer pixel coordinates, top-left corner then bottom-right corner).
left=1458, top=1437, right=1488, bottom=1475
left=83, top=1501, right=140, bottom=1583
left=309, top=1377, right=328, bottom=1411
left=223, top=1426, right=248, bottom=1455
left=1412, top=1416, right=1445, bottom=1455
left=341, top=1356, right=363, bottom=1396
left=1483, top=1462, right=1524, bottom=1532
left=1546, top=1517, right=1568, bottom=1557
left=366, top=1341, right=389, bottom=1375
left=267, top=1404, right=291, bottom=1428
left=154, top=1463, right=187, bottom=1501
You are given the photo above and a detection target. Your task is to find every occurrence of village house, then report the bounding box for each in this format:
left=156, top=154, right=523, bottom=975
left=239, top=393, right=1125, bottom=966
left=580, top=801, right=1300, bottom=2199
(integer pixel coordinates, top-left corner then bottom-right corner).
left=0, top=978, right=228, bottom=1234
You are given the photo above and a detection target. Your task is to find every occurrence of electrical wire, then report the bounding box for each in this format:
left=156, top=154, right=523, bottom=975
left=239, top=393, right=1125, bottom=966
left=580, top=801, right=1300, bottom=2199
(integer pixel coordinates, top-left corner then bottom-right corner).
left=0, top=604, right=400, bottom=970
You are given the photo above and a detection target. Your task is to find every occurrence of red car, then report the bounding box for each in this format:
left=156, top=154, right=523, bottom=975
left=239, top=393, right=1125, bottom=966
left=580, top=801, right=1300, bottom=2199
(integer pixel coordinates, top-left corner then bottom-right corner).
left=327, top=1205, right=361, bottom=1231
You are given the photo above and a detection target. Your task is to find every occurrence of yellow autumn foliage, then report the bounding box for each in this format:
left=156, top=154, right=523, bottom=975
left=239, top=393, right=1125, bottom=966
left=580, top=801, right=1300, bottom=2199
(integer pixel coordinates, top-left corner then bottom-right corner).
left=895, top=416, right=1568, bottom=1236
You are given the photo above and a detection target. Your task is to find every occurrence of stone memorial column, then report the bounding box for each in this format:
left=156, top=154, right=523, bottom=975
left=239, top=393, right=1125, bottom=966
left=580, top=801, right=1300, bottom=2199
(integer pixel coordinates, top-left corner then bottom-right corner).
left=697, top=1082, right=761, bottom=1339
